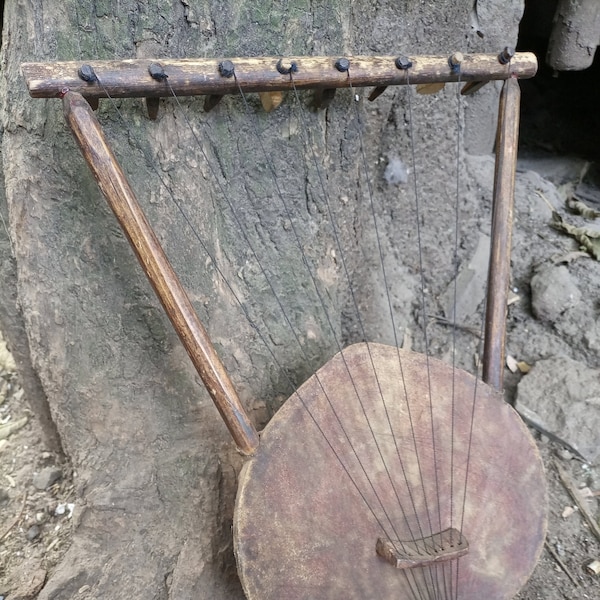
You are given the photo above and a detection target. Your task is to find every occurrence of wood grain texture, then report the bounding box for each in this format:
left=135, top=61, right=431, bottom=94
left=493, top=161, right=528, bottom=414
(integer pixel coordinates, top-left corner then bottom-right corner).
left=483, top=77, right=521, bottom=391
left=22, top=53, right=538, bottom=99
left=234, top=343, right=547, bottom=599
left=62, top=90, right=259, bottom=455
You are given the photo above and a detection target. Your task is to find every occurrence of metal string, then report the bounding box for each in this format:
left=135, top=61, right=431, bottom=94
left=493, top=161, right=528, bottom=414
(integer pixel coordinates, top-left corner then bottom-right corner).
left=345, top=74, right=444, bottom=600
left=91, top=75, right=424, bottom=599
left=452, top=68, right=511, bottom=600
left=348, top=76, right=433, bottom=543
left=184, top=77, right=436, bottom=600
left=287, top=73, right=436, bottom=599
left=404, top=72, right=452, bottom=600
left=453, top=73, right=503, bottom=599
left=448, top=65, right=463, bottom=600
left=289, top=72, right=432, bottom=550
left=452, top=279, right=489, bottom=600
left=405, top=73, right=444, bottom=542
left=164, top=74, right=431, bottom=589
left=227, top=72, right=430, bottom=600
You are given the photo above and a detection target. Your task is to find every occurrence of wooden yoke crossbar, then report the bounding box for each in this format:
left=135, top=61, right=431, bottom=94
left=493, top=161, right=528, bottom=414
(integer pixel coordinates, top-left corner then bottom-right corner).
left=22, top=51, right=537, bottom=99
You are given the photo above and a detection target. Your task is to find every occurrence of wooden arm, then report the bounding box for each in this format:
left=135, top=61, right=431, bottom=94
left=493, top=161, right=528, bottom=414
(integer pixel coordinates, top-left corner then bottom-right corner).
left=62, top=90, right=260, bottom=455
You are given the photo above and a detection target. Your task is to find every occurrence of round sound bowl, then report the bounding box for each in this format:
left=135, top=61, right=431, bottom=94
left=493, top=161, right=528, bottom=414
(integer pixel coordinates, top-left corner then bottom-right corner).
left=234, top=342, right=547, bottom=599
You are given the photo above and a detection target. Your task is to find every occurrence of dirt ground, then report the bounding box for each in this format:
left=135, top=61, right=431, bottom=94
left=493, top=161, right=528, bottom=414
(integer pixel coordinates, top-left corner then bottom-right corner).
left=0, top=332, right=73, bottom=599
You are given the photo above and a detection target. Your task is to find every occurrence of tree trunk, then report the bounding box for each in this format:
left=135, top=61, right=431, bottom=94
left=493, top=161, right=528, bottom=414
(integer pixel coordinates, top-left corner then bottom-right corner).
left=0, top=1, right=523, bottom=597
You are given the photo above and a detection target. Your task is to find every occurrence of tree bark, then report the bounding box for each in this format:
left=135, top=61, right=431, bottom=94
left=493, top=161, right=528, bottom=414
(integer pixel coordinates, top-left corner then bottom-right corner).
left=0, top=1, right=523, bottom=597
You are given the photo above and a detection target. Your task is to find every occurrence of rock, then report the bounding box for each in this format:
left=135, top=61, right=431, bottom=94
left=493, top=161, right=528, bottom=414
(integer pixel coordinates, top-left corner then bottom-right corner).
left=0, top=416, right=29, bottom=441
left=32, top=466, right=62, bottom=490
left=27, top=525, right=41, bottom=541
left=443, top=233, right=490, bottom=324
left=0, top=332, right=16, bottom=372
left=555, top=448, right=573, bottom=461
left=517, top=156, right=590, bottom=186
left=516, top=356, right=600, bottom=463
left=9, top=568, right=46, bottom=600
left=547, top=0, right=600, bottom=71
left=54, top=502, right=74, bottom=518
left=530, top=265, right=581, bottom=323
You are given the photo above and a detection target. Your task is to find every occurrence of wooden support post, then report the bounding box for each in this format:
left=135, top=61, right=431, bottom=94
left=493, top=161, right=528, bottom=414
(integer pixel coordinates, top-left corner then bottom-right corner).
left=62, top=90, right=260, bottom=455
left=482, top=76, right=521, bottom=391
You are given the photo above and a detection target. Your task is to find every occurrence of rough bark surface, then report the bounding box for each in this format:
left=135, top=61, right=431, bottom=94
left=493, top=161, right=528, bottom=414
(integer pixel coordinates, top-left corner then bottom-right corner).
left=0, top=1, right=523, bottom=597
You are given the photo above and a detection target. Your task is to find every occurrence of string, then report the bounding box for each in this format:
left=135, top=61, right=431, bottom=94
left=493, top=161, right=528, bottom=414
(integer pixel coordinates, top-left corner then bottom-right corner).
left=461, top=332, right=490, bottom=596
left=232, top=68, right=408, bottom=542
left=346, top=76, right=431, bottom=539
left=90, top=74, right=427, bottom=600
left=453, top=69, right=515, bottom=600
left=288, top=69, right=432, bottom=551
left=287, top=70, right=436, bottom=599
left=453, top=270, right=489, bottom=600
left=162, top=73, right=434, bottom=597
left=227, top=71, right=431, bottom=600
left=448, top=65, right=463, bottom=600
left=343, top=73, right=444, bottom=600
left=404, top=71, right=450, bottom=600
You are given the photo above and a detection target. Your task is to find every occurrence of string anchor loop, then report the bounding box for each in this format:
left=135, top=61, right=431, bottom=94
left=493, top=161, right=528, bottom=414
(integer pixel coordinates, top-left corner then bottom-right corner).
left=204, top=61, right=235, bottom=113
left=148, top=63, right=168, bottom=81
left=498, top=46, right=515, bottom=65
left=335, top=57, right=350, bottom=73
left=276, top=59, right=298, bottom=75
left=369, top=55, right=413, bottom=101
left=78, top=64, right=98, bottom=83
left=395, top=56, right=413, bottom=70
left=218, top=60, right=235, bottom=78
left=448, top=52, right=464, bottom=73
